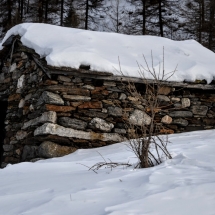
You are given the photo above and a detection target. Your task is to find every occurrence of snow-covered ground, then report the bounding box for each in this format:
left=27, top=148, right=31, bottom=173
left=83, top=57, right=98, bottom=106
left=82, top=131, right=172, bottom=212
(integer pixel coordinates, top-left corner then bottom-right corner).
left=0, top=130, right=215, bottom=215
left=1, top=23, right=215, bottom=83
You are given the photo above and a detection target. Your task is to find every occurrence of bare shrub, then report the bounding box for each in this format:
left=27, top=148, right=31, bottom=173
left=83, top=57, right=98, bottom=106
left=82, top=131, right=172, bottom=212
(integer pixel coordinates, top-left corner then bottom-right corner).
left=119, top=49, right=176, bottom=168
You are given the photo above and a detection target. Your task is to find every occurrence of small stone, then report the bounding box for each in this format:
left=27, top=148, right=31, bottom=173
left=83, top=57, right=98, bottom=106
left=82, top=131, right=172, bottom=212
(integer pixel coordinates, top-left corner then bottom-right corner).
left=12, top=70, right=22, bottom=80
left=42, top=91, right=64, bottom=105
left=173, top=118, right=189, bottom=126
left=22, top=111, right=57, bottom=130
left=9, top=63, right=16, bottom=72
left=38, top=141, right=77, bottom=158
left=191, top=105, right=208, bottom=115
left=181, top=98, right=190, bottom=108
left=21, top=52, right=28, bottom=59
left=8, top=94, right=21, bottom=102
left=18, top=99, right=25, bottom=108
left=58, top=117, right=87, bottom=130
left=25, top=93, right=32, bottom=101
left=169, top=111, right=193, bottom=118
left=160, top=128, right=174, bottom=134
left=16, top=130, right=28, bottom=140
left=22, top=145, right=38, bottom=161
left=158, top=86, right=171, bottom=95
left=45, top=104, right=75, bottom=112
left=103, top=81, right=116, bottom=87
left=114, top=128, right=126, bottom=134
left=119, top=93, right=127, bottom=100
left=161, top=115, right=172, bottom=124
left=57, top=75, right=71, bottom=82
left=3, top=145, right=13, bottom=152
left=83, top=85, right=95, bottom=90
left=128, top=96, right=139, bottom=102
left=63, top=95, right=91, bottom=101
left=157, top=95, right=170, bottom=102
left=107, top=107, right=122, bottom=117
left=17, top=75, right=25, bottom=89
left=78, top=101, right=102, bottom=109
left=171, top=97, right=180, bottom=102
left=89, top=118, right=114, bottom=132
left=129, top=109, right=151, bottom=126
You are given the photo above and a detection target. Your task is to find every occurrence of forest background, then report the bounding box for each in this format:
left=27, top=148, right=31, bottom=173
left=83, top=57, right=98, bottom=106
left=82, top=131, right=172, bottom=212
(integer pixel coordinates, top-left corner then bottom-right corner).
left=0, top=0, right=215, bottom=52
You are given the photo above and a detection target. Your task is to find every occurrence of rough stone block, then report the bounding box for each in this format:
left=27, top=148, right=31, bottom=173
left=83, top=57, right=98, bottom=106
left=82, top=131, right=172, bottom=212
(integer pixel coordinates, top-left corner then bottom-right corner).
left=191, top=105, right=208, bottom=115
left=42, top=91, right=64, bottom=105
left=169, top=111, right=193, bottom=118
left=78, top=101, right=102, bottom=109
left=58, top=117, right=87, bottom=130
left=22, top=111, right=57, bottom=129
left=173, top=118, right=189, bottom=126
left=45, top=104, right=75, bottom=112
left=181, top=98, right=190, bottom=108
left=38, top=141, right=76, bottom=158
left=57, top=75, right=71, bottom=82
left=34, top=123, right=124, bottom=142
left=107, top=106, right=122, bottom=117
left=63, top=95, right=91, bottom=101
left=129, top=109, right=151, bottom=126
left=22, top=145, right=38, bottom=161
left=161, top=115, right=172, bottom=124
left=158, top=86, right=171, bottom=95
left=89, top=118, right=114, bottom=132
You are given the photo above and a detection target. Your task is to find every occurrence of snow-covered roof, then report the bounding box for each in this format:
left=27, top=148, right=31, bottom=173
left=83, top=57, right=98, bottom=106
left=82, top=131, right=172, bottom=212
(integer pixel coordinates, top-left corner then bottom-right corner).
left=1, top=23, right=215, bottom=83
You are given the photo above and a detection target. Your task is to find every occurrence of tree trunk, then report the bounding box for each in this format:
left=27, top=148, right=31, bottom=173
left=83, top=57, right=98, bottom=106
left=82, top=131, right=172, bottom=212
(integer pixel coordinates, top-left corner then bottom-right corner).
left=158, top=0, right=163, bottom=37
left=38, top=0, right=43, bottom=23
left=85, top=0, right=89, bottom=30
left=44, top=0, right=48, bottom=23
left=208, top=0, right=215, bottom=49
left=60, top=0, right=64, bottom=26
left=142, top=0, right=146, bottom=35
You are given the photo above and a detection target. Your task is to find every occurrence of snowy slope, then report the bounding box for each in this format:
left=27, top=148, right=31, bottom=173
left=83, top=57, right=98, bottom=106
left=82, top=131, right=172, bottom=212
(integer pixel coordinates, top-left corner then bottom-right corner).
left=0, top=130, right=215, bottom=215
left=1, top=23, right=215, bottom=83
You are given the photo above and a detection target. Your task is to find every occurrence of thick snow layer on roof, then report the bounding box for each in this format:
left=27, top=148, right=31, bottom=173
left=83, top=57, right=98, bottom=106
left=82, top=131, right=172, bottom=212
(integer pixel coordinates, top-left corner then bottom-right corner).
left=1, top=23, right=215, bottom=83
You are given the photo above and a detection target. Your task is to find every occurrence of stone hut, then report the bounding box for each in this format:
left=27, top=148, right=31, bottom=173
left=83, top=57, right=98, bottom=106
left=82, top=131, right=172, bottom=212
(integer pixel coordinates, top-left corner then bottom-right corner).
left=0, top=35, right=215, bottom=168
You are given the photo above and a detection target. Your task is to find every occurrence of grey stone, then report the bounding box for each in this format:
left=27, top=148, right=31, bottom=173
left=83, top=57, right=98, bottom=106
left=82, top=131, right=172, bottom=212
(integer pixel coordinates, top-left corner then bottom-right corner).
left=22, top=145, right=38, bottom=161
left=57, top=75, right=71, bottom=82
left=107, top=106, right=122, bottom=117
left=38, top=141, right=76, bottom=158
left=21, top=52, right=28, bottom=59
left=12, top=70, right=22, bottom=80
left=191, top=105, right=208, bottom=115
left=17, top=75, right=25, bottom=89
left=16, top=130, right=28, bottom=140
left=114, top=128, right=126, bottom=134
left=174, top=103, right=182, bottom=108
left=157, top=95, right=170, bottom=102
left=10, top=63, right=16, bottom=72
left=63, top=95, right=91, bottom=101
left=18, top=99, right=25, bottom=108
left=22, top=111, right=57, bottom=130
left=58, top=117, right=87, bottom=130
left=171, top=97, right=180, bottom=102
left=181, top=98, right=190, bottom=108
left=129, top=109, right=151, bottom=126
left=0, top=73, right=5, bottom=83
left=169, top=111, right=193, bottom=118
left=25, top=93, right=32, bottom=101
left=30, top=158, right=45, bottom=162
left=103, top=81, right=116, bottom=87
left=83, top=85, right=95, bottom=90
left=42, top=91, right=64, bottom=105
left=89, top=118, right=114, bottom=132
left=119, top=93, right=127, bottom=100
left=173, top=118, right=189, bottom=126
left=28, top=74, right=37, bottom=83
left=3, top=145, right=13, bottom=152
left=34, top=123, right=124, bottom=142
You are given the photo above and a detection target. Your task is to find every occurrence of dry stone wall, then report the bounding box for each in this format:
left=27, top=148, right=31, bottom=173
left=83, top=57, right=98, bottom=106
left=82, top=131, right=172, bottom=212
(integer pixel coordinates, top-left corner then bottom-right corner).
left=1, top=40, right=215, bottom=168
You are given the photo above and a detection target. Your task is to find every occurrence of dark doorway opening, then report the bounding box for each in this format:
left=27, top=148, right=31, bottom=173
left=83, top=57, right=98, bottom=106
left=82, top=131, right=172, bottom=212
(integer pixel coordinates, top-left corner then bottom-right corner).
left=0, top=101, right=8, bottom=168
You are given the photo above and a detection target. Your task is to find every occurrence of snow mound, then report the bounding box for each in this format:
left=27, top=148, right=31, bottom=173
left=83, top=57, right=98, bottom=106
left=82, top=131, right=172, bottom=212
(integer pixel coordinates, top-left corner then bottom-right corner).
left=0, top=130, right=215, bottom=215
left=1, top=23, right=215, bottom=83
